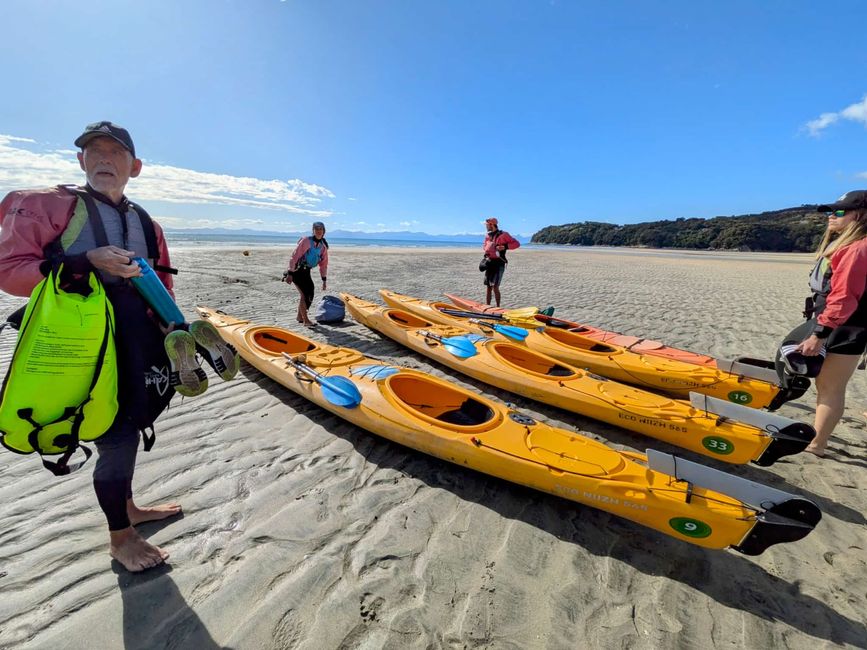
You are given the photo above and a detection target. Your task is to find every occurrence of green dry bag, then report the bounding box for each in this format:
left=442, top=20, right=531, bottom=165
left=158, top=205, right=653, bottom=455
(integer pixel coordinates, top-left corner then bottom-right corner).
left=0, top=267, right=118, bottom=474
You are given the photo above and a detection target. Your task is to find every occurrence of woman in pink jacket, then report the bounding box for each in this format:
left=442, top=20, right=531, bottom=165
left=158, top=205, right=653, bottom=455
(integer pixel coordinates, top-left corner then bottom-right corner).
left=284, top=222, right=329, bottom=327
left=481, top=217, right=520, bottom=307
left=790, top=191, right=867, bottom=456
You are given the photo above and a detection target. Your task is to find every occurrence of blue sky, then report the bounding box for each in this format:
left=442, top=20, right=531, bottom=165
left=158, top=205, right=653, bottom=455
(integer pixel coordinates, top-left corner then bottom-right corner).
left=1, top=0, right=866, bottom=237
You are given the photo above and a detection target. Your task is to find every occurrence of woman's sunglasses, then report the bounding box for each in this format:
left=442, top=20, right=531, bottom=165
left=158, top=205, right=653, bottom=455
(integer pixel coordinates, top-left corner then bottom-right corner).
left=826, top=210, right=847, bottom=218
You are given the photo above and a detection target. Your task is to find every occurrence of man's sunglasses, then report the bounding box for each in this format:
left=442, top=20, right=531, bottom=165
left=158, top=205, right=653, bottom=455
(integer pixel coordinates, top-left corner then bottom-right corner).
left=826, top=210, right=847, bottom=218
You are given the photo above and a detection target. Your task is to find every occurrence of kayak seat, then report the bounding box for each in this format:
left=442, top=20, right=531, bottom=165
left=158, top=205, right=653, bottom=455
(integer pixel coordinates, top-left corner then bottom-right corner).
left=388, top=310, right=431, bottom=328
left=545, top=365, right=574, bottom=377
left=255, top=330, right=317, bottom=354
left=438, top=398, right=494, bottom=426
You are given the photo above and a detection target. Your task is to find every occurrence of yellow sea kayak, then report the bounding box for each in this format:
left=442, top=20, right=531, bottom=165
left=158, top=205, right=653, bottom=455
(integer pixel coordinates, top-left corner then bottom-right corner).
left=342, top=294, right=814, bottom=466
left=379, top=290, right=801, bottom=410
left=196, top=306, right=819, bottom=554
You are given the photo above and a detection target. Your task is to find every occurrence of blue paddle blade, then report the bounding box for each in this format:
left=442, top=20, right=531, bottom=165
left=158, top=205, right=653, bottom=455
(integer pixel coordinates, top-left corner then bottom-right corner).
left=468, top=319, right=529, bottom=341
left=319, top=375, right=362, bottom=408
left=130, top=257, right=186, bottom=326
left=493, top=323, right=529, bottom=340
left=442, top=335, right=478, bottom=358
left=282, top=353, right=362, bottom=408
left=420, top=330, right=478, bottom=358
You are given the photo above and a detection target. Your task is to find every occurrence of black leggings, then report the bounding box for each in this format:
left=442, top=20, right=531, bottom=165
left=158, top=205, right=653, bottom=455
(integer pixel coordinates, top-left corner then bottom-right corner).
left=292, top=267, right=315, bottom=308
left=93, top=417, right=140, bottom=531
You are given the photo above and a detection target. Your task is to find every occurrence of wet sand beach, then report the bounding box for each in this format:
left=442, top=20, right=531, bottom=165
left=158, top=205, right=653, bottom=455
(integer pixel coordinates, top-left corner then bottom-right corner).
left=1, top=245, right=865, bottom=649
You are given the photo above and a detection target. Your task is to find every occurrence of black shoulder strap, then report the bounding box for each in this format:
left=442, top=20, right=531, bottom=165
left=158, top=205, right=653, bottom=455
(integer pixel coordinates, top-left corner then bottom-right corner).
left=129, top=201, right=177, bottom=275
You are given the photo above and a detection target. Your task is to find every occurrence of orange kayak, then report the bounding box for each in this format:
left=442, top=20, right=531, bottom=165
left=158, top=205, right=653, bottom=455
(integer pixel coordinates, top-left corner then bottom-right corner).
left=444, top=293, right=720, bottom=367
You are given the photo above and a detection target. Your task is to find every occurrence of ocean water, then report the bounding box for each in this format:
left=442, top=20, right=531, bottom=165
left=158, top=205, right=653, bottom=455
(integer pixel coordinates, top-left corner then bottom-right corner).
left=167, top=232, right=487, bottom=249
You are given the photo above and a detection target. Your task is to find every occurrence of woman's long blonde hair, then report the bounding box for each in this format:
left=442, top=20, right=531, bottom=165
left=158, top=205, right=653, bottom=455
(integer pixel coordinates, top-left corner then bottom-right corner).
left=816, top=208, right=867, bottom=259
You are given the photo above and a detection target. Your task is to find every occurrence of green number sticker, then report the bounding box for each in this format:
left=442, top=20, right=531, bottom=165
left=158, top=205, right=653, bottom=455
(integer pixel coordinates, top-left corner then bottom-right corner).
left=702, top=436, right=734, bottom=455
left=727, top=390, right=753, bottom=405
left=669, top=517, right=712, bottom=538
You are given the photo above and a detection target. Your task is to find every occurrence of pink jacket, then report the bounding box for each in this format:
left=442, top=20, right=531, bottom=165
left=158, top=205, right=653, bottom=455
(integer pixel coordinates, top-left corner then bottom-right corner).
left=0, top=186, right=173, bottom=297
left=483, top=230, right=521, bottom=260
left=288, top=236, right=329, bottom=279
left=817, top=238, right=867, bottom=329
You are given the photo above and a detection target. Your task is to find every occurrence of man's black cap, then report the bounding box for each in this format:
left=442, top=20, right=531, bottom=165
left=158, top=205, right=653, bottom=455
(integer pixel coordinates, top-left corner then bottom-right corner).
left=816, top=190, right=867, bottom=212
left=74, top=121, right=136, bottom=158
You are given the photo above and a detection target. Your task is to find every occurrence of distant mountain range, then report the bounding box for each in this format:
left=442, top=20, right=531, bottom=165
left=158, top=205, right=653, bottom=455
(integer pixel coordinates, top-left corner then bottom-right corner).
left=163, top=227, right=528, bottom=244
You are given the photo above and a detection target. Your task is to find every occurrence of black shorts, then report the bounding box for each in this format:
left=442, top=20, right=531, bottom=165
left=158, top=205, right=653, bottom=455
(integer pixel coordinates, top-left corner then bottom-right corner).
left=783, top=319, right=867, bottom=356
left=291, top=267, right=315, bottom=308
left=484, top=259, right=506, bottom=287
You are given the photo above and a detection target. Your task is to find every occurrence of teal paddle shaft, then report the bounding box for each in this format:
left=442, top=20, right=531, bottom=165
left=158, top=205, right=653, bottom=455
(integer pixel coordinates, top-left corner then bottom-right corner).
left=439, top=308, right=506, bottom=321
left=130, top=257, right=186, bottom=326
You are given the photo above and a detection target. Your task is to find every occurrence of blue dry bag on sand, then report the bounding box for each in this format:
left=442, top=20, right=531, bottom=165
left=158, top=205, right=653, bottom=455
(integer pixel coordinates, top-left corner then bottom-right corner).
left=314, top=295, right=345, bottom=324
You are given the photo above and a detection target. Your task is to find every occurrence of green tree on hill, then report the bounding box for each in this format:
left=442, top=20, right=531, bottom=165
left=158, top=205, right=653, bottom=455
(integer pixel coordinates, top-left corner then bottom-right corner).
left=531, top=207, right=825, bottom=252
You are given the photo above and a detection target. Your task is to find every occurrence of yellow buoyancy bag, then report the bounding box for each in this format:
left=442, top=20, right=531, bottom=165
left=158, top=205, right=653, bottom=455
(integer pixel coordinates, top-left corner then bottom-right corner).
left=0, top=267, right=118, bottom=474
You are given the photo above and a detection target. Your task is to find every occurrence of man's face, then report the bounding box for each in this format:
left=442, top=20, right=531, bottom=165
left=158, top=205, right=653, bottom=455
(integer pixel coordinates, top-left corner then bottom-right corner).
left=77, top=136, right=141, bottom=199
left=486, top=221, right=497, bottom=232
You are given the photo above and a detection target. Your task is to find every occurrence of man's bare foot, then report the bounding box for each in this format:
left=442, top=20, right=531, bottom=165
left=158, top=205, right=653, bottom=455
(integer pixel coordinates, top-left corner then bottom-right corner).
left=109, top=527, right=169, bottom=573
left=128, top=501, right=182, bottom=526
left=804, top=444, right=826, bottom=458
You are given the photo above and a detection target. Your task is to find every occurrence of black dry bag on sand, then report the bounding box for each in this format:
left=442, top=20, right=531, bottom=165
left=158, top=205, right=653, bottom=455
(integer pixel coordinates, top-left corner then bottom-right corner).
left=314, top=294, right=346, bottom=324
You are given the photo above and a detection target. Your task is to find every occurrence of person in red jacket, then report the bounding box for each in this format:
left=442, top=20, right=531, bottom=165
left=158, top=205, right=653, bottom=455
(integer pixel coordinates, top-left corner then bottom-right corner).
left=0, top=122, right=187, bottom=572
left=792, top=190, right=867, bottom=456
left=481, top=217, right=520, bottom=307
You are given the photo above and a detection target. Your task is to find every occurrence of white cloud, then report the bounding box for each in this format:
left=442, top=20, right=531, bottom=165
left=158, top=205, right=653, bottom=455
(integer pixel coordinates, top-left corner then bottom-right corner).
left=804, top=95, right=867, bottom=136
left=0, top=133, right=335, bottom=217
left=347, top=197, right=357, bottom=201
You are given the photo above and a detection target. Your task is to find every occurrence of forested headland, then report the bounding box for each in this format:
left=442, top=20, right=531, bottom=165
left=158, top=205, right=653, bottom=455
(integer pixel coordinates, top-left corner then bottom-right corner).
left=531, top=206, right=826, bottom=252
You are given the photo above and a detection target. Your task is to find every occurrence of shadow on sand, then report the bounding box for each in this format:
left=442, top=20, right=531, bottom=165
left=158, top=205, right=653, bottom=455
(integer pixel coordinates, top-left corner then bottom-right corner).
left=114, top=517, right=232, bottom=650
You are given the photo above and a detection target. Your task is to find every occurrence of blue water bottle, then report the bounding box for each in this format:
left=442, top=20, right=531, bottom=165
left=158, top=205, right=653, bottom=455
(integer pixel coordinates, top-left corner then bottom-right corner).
left=130, top=257, right=186, bottom=326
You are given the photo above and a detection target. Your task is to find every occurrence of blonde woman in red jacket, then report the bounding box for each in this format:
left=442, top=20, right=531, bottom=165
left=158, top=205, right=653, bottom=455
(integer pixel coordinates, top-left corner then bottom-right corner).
left=793, top=191, right=867, bottom=456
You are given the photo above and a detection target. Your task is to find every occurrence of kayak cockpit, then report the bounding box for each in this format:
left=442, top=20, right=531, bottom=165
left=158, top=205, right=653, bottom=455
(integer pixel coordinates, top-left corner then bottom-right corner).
left=386, top=310, right=433, bottom=329
left=489, top=343, right=578, bottom=379
left=386, top=374, right=498, bottom=430
left=543, top=328, right=617, bottom=353
left=249, top=328, right=318, bottom=356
